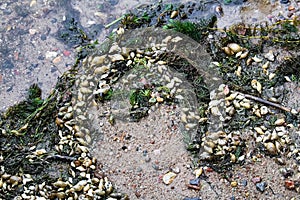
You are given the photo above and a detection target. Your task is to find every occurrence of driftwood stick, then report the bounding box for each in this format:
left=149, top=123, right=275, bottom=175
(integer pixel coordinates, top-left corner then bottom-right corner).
left=104, top=15, right=125, bottom=29
left=238, top=92, right=291, bottom=112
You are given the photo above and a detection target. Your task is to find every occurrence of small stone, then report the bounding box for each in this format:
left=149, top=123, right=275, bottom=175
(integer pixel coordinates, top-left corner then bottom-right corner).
left=288, top=5, right=295, bottom=11
left=256, top=182, right=267, bottom=192
left=162, top=172, right=176, bottom=185
left=231, top=181, right=238, bottom=187
left=52, top=56, right=62, bottom=64
left=29, top=28, right=37, bottom=35
left=274, top=158, right=286, bottom=165
left=189, top=178, right=200, bottom=186
left=241, top=180, right=247, bottom=187
left=274, top=118, right=285, bottom=126
left=142, top=150, right=148, bottom=156
left=8, top=176, right=22, bottom=185
left=40, top=34, right=47, bottom=40
left=135, top=191, right=141, bottom=198
left=152, top=164, right=160, bottom=170
left=156, top=96, right=164, bottom=103
left=63, top=50, right=71, bottom=57
left=30, top=0, right=37, bottom=7
left=145, top=156, right=151, bottom=163
left=109, top=54, right=124, bottom=62
left=280, top=0, right=289, bottom=4
left=171, top=166, right=181, bottom=174
left=252, top=55, right=263, bottom=62
left=170, top=10, right=179, bottom=19
left=45, top=51, right=58, bottom=59
left=279, top=168, right=294, bottom=178
left=260, top=106, right=268, bottom=115
left=183, top=198, right=201, bottom=200
left=264, top=50, right=275, bottom=61
left=205, top=167, right=213, bottom=173
left=194, top=168, right=203, bottom=178
left=251, top=176, right=262, bottom=184
left=285, top=180, right=295, bottom=190
left=264, top=142, right=277, bottom=155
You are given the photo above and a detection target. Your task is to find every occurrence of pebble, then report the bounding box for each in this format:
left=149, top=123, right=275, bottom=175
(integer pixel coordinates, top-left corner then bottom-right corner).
left=8, top=176, right=22, bottom=185
left=40, top=34, right=47, bottom=41
left=241, top=180, right=247, bottom=187
left=194, top=168, right=203, bottom=178
left=52, top=56, right=62, bottom=64
left=285, top=180, right=295, bottom=190
left=142, top=150, right=148, bottom=156
left=183, top=198, right=201, bottom=200
left=251, top=176, right=262, bottom=184
left=45, top=51, right=58, bottom=59
left=231, top=181, right=238, bottom=187
left=29, top=28, right=38, bottom=35
left=152, top=164, right=160, bottom=171
left=63, top=50, right=71, bottom=57
left=274, top=158, right=286, bottom=165
left=256, top=182, right=267, bottom=192
left=171, top=166, right=181, bottom=174
left=280, top=0, right=289, bottom=4
left=162, top=172, right=176, bottom=185
left=144, top=156, right=151, bottom=162
left=280, top=168, right=294, bottom=178
left=189, top=178, right=200, bottom=186
left=264, top=50, right=275, bottom=61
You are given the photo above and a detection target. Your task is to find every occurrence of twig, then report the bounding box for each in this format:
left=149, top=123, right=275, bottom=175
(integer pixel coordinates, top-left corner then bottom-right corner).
left=238, top=92, right=291, bottom=112
left=45, top=154, right=77, bottom=161
left=104, top=15, right=125, bottom=29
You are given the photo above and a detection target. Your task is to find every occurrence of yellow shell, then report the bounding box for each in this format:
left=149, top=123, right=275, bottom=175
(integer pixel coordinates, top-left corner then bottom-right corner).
left=274, top=118, right=285, bottom=126
left=222, top=47, right=234, bottom=56
left=170, top=10, right=179, bottom=19
left=227, top=43, right=242, bottom=53
left=251, top=79, right=262, bottom=93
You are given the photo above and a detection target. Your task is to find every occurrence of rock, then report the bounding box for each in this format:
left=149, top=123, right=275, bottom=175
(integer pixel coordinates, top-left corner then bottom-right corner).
left=170, top=10, right=178, bottom=19
left=279, top=168, right=294, bottom=178
left=45, top=51, right=58, bottom=59
left=145, top=156, right=151, bottom=162
left=29, top=28, right=37, bottom=35
left=52, top=56, right=62, bottom=64
left=189, top=178, right=200, bottom=186
left=251, top=176, right=262, bottom=184
left=63, top=50, right=71, bottom=57
left=280, top=0, right=289, bottom=4
left=183, top=198, right=201, bottom=200
left=109, top=54, right=124, bottom=62
left=162, top=172, right=176, bottom=185
left=8, top=176, right=22, bottom=185
left=260, top=106, right=268, bottom=115
left=194, top=168, right=203, bottom=178
left=256, top=182, right=267, bottom=192
left=285, top=180, right=295, bottom=190
left=91, top=55, right=106, bottom=66
left=171, top=166, right=181, bottom=174
left=241, top=180, right=247, bottom=187
left=264, top=50, right=275, bottom=61
left=274, top=118, right=285, bottom=126
left=231, top=181, right=238, bottom=187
